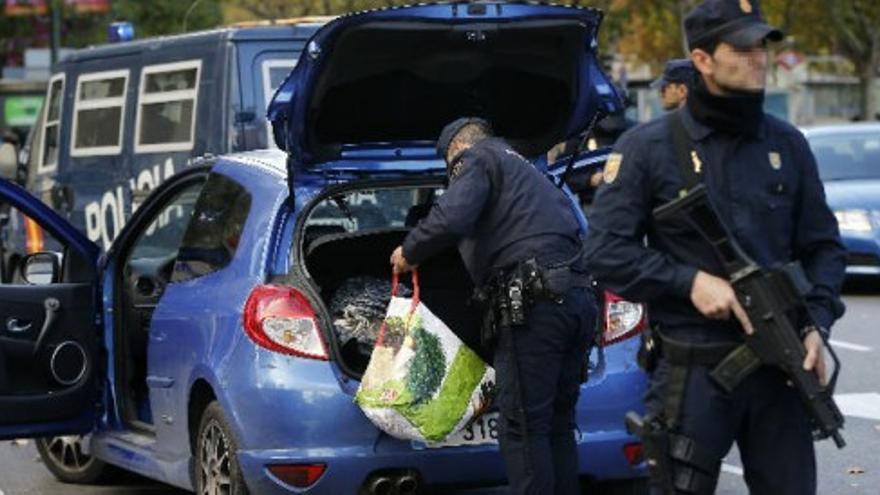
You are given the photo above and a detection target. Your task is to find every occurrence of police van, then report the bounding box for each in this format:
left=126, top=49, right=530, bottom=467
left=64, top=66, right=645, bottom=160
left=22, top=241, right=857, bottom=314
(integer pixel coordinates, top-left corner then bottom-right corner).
left=4, top=18, right=330, bottom=273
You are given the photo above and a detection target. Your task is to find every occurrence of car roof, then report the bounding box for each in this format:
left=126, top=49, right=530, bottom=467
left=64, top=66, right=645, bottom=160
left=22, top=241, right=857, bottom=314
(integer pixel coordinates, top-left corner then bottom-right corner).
left=217, top=149, right=289, bottom=179
left=58, top=19, right=328, bottom=65
left=800, top=122, right=880, bottom=138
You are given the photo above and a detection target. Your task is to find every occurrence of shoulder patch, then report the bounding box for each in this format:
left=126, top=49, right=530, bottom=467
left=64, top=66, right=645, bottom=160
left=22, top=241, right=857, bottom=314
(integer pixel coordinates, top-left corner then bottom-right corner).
left=769, top=151, right=782, bottom=170
left=603, top=153, right=623, bottom=184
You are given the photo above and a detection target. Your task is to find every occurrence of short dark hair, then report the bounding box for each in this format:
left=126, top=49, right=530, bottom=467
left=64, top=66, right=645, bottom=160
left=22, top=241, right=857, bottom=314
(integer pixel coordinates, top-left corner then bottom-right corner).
left=691, top=37, right=721, bottom=56
left=450, top=122, right=492, bottom=149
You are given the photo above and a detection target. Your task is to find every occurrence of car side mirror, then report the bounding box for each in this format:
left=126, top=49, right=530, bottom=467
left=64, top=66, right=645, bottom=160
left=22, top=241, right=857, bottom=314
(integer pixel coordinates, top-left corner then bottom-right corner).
left=21, top=252, right=60, bottom=285
left=0, top=142, right=18, bottom=180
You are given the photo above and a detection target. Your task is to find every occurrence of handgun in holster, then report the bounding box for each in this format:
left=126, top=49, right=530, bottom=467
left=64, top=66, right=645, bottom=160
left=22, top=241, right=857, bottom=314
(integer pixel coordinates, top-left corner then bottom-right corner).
left=625, top=412, right=675, bottom=492
left=638, top=325, right=662, bottom=373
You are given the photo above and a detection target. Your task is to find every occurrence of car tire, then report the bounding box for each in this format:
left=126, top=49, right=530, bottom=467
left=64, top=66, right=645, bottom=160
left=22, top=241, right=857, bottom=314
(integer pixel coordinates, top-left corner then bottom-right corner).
left=588, top=478, right=650, bottom=495
left=35, top=435, right=108, bottom=484
left=195, top=401, right=249, bottom=495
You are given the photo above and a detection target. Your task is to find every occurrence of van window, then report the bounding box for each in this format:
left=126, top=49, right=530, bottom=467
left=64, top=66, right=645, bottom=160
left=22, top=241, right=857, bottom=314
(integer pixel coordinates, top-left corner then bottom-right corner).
left=135, top=60, right=201, bottom=153
left=38, top=74, right=64, bottom=172
left=171, top=173, right=252, bottom=282
left=70, top=69, right=129, bottom=157
left=262, top=59, right=297, bottom=148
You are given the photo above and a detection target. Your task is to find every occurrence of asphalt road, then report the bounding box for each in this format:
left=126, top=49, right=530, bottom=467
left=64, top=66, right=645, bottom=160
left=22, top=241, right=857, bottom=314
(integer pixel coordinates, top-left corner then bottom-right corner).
left=2, top=286, right=878, bottom=495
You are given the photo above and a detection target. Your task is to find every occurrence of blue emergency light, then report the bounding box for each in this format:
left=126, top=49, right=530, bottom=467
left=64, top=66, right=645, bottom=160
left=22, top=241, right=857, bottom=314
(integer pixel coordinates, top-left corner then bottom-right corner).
left=108, top=22, right=135, bottom=43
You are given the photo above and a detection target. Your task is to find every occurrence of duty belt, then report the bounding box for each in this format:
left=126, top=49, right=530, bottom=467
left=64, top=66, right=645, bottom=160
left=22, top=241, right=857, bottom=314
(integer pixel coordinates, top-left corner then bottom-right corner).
left=658, top=333, right=741, bottom=368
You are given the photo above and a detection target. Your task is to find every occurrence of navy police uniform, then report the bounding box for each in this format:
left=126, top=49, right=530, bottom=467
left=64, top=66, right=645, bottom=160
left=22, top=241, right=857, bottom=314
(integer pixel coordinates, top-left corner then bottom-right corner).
left=403, top=130, right=596, bottom=495
left=584, top=1, right=846, bottom=494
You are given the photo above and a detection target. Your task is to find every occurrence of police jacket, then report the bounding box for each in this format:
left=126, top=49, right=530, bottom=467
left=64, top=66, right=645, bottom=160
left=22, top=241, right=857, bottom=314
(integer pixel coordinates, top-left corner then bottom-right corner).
left=584, top=107, right=846, bottom=342
left=403, top=138, right=582, bottom=286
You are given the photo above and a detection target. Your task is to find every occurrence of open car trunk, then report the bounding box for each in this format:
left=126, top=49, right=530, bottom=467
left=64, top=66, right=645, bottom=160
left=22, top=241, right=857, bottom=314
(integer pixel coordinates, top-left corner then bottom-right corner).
left=304, top=226, right=486, bottom=376
left=268, top=2, right=620, bottom=168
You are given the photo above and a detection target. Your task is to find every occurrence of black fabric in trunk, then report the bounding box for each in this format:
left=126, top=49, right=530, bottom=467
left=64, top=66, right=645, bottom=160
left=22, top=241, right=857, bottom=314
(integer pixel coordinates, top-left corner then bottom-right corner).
left=305, top=229, right=489, bottom=373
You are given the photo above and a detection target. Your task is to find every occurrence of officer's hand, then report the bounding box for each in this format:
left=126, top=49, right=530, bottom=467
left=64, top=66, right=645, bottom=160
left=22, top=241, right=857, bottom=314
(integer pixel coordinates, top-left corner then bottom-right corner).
left=390, top=246, right=414, bottom=274
left=690, top=271, right=755, bottom=335
left=802, top=329, right=828, bottom=386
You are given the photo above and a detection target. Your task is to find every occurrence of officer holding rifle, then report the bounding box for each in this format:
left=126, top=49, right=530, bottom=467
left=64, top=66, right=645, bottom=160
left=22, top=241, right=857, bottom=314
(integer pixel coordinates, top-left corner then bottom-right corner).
left=583, top=1, right=847, bottom=493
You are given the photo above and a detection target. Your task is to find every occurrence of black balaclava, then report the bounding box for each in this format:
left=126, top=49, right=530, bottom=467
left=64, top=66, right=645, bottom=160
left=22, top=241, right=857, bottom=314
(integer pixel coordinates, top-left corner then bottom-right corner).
left=686, top=72, right=765, bottom=137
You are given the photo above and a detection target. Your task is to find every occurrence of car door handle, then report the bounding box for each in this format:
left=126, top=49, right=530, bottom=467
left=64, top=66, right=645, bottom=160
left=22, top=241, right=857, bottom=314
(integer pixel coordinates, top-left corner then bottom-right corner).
left=33, top=298, right=60, bottom=356
left=6, top=318, right=32, bottom=333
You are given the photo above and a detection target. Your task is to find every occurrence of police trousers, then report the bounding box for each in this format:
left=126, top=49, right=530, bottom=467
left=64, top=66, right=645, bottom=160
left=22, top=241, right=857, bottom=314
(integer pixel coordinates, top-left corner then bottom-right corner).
left=493, top=287, right=596, bottom=495
left=646, top=358, right=817, bottom=495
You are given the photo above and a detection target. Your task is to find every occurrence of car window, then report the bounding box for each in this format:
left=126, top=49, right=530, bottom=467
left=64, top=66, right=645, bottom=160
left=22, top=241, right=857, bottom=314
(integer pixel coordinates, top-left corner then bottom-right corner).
left=126, top=183, right=202, bottom=272
left=38, top=74, right=64, bottom=172
left=809, top=131, right=880, bottom=181
left=71, top=69, right=128, bottom=156
left=303, top=186, right=442, bottom=245
left=135, top=60, right=201, bottom=153
left=262, top=59, right=297, bottom=148
left=171, top=173, right=252, bottom=282
left=1, top=209, right=63, bottom=284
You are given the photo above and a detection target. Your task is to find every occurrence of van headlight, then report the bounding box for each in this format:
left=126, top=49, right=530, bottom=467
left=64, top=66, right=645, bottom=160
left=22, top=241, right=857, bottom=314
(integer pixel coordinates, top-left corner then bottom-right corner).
left=834, top=209, right=873, bottom=233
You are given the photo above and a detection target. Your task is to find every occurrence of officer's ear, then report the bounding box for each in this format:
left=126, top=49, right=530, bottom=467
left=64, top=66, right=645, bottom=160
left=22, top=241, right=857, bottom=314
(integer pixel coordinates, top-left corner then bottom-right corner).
left=690, top=49, right=714, bottom=78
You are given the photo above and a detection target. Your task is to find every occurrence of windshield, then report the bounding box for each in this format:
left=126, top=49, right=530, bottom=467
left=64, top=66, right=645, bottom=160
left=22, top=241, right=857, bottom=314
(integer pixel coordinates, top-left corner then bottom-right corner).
left=808, top=131, right=880, bottom=181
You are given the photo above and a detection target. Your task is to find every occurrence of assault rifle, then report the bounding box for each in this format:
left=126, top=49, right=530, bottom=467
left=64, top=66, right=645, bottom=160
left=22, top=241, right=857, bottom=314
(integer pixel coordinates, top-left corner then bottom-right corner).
left=654, top=185, right=846, bottom=449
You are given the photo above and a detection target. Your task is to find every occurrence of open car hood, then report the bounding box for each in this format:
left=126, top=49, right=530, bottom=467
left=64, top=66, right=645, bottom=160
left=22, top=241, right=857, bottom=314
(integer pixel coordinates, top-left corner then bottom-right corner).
left=268, top=1, right=622, bottom=172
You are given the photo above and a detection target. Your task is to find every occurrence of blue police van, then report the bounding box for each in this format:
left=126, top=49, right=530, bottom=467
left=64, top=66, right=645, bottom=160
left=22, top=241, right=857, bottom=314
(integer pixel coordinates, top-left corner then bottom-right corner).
left=2, top=17, right=330, bottom=277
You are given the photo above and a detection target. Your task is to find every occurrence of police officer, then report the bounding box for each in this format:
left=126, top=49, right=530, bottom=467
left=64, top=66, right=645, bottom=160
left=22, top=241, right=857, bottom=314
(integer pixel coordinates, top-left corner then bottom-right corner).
left=651, top=59, right=696, bottom=111
left=390, top=118, right=596, bottom=495
left=583, top=1, right=846, bottom=494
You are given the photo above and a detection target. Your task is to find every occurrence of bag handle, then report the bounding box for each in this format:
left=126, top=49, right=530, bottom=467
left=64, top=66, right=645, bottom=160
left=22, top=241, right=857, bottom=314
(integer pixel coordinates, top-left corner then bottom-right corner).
left=391, top=269, right=420, bottom=307
left=376, top=269, right=420, bottom=347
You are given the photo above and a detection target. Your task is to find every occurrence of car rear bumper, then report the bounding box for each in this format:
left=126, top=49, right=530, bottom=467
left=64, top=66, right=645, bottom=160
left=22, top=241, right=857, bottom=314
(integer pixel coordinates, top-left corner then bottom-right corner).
left=236, top=427, right=646, bottom=494
left=223, top=341, right=647, bottom=493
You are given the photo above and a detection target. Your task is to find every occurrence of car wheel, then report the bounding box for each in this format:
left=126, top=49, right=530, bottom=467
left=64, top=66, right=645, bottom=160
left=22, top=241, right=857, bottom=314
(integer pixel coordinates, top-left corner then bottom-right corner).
left=588, top=478, right=650, bottom=495
left=35, top=435, right=108, bottom=484
left=195, top=401, right=249, bottom=495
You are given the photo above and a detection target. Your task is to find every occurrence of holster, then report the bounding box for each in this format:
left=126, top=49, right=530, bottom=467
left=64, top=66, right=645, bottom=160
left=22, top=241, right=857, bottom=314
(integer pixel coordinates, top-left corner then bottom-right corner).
left=476, top=256, right=591, bottom=350
left=626, top=412, right=720, bottom=495
left=638, top=325, right=662, bottom=373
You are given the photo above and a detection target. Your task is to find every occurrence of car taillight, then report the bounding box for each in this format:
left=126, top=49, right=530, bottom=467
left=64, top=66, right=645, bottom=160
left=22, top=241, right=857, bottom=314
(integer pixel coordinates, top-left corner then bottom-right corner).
left=623, top=442, right=644, bottom=465
left=601, top=291, right=646, bottom=345
left=267, top=463, right=326, bottom=488
left=243, top=285, right=328, bottom=360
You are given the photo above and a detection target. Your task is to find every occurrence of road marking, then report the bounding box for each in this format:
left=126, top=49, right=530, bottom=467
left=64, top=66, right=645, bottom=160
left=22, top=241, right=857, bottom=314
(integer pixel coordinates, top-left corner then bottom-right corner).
left=829, top=339, right=872, bottom=352
left=722, top=463, right=744, bottom=476
left=835, top=393, right=880, bottom=421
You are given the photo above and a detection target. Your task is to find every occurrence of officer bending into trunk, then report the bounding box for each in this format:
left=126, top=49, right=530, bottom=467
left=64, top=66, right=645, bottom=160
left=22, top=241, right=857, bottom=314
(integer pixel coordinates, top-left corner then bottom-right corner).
left=390, top=118, right=596, bottom=495
left=584, top=1, right=846, bottom=494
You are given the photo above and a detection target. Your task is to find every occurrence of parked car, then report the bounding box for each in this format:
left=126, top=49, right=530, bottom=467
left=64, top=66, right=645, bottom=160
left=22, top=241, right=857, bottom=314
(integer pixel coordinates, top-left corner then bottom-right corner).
left=0, top=3, right=647, bottom=494
left=803, top=123, right=880, bottom=277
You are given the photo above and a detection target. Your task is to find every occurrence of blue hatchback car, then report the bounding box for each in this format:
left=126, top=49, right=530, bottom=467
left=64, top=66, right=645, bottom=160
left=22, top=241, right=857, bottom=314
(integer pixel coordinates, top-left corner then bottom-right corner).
left=0, top=3, right=647, bottom=494
left=803, top=123, right=880, bottom=277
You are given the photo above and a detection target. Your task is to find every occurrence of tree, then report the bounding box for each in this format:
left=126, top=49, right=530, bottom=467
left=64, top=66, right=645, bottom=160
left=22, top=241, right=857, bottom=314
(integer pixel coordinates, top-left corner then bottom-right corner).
left=223, top=0, right=410, bottom=20
left=821, top=0, right=880, bottom=119
left=112, top=0, right=223, bottom=37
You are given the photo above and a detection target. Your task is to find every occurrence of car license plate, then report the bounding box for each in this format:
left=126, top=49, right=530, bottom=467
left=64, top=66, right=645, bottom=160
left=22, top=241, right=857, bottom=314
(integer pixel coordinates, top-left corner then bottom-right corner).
left=422, top=412, right=500, bottom=448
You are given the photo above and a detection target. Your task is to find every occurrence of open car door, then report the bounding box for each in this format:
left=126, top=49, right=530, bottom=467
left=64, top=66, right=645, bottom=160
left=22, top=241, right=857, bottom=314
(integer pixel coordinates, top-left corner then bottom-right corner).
left=0, top=178, right=101, bottom=439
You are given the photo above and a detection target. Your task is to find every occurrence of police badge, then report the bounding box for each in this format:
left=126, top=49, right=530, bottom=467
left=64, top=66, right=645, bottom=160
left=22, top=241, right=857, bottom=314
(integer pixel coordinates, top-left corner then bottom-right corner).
left=603, top=153, right=623, bottom=184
